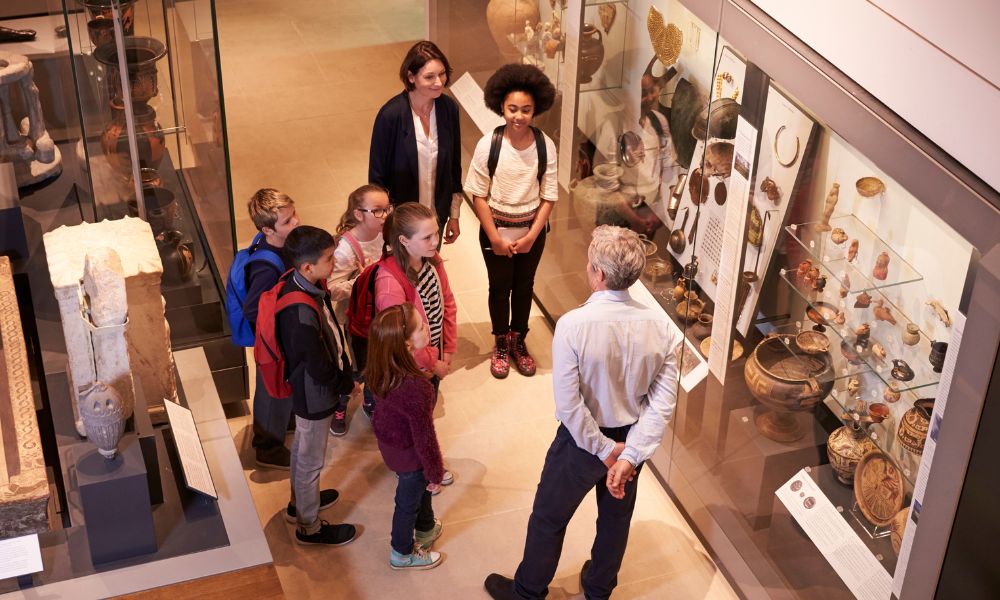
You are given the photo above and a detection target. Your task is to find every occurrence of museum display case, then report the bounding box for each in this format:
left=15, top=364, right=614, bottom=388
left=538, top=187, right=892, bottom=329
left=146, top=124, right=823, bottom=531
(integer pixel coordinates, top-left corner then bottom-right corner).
left=433, top=0, right=999, bottom=597
left=0, top=1, right=271, bottom=595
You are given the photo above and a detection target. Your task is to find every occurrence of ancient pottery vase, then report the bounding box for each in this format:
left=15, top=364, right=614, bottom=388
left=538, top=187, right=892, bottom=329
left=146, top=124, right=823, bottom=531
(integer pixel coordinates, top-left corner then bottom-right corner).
left=897, top=398, right=933, bottom=455
left=691, top=312, right=713, bottom=340
left=79, top=381, right=126, bottom=459
left=890, top=508, right=909, bottom=555
left=101, top=101, right=165, bottom=177
left=486, top=0, right=540, bottom=62
left=93, top=36, right=166, bottom=104
left=929, top=341, right=948, bottom=373
left=156, top=229, right=194, bottom=285
left=745, top=334, right=835, bottom=442
left=901, top=323, right=920, bottom=346
left=577, top=23, right=605, bottom=84
left=891, top=359, right=914, bottom=382
left=827, top=422, right=877, bottom=485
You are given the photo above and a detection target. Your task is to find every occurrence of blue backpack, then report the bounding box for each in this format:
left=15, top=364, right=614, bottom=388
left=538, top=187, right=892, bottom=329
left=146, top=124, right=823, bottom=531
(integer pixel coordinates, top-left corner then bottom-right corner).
left=225, top=232, right=285, bottom=347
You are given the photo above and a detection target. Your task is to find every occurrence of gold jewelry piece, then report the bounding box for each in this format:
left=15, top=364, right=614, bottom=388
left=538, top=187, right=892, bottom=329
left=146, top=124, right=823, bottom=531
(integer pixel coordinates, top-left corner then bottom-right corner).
left=773, top=125, right=800, bottom=168
left=714, top=72, right=739, bottom=101
left=647, top=7, right=682, bottom=68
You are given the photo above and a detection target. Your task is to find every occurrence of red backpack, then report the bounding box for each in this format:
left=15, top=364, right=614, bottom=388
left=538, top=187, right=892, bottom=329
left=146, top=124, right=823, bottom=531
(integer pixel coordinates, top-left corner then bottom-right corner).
left=346, top=261, right=381, bottom=339
left=253, top=270, right=320, bottom=399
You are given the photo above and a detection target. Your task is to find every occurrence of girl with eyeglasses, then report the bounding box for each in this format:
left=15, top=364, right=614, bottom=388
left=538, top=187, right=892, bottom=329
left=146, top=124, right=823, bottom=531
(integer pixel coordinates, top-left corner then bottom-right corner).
left=327, top=183, right=392, bottom=434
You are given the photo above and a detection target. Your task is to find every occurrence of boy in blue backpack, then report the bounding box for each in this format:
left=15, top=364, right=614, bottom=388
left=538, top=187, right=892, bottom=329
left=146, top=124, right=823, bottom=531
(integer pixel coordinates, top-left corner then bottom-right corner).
left=244, top=188, right=299, bottom=469
left=277, top=225, right=360, bottom=546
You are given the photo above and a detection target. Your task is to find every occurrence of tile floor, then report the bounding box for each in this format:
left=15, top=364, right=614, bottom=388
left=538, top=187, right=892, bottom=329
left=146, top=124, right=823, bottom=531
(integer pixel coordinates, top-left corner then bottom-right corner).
left=215, top=1, right=737, bottom=598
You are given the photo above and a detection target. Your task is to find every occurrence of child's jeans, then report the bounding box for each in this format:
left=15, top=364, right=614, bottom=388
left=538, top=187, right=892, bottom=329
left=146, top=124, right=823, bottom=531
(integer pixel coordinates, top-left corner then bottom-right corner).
left=391, top=469, right=435, bottom=554
left=290, top=413, right=333, bottom=534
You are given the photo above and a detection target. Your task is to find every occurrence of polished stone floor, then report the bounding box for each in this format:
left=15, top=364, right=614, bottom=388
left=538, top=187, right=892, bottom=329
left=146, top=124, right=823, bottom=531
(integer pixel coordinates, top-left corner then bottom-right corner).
left=216, top=1, right=737, bottom=597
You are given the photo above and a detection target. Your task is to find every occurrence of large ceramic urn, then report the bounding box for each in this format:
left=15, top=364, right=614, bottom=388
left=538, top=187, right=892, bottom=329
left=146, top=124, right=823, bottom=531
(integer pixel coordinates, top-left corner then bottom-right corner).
left=486, top=0, right=540, bottom=63
left=897, top=398, right=933, bottom=455
left=101, top=100, right=165, bottom=177
left=79, top=381, right=127, bottom=459
left=578, top=23, right=604, bottom=83
left=744, top=334, right=835, bottom=442
left=827, top=422, right=876, bottom=485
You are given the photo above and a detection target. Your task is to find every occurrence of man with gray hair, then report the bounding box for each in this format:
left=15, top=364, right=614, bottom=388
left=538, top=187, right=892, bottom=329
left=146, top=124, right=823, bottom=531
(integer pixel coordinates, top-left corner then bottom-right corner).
left=485, top=225, right=681, bottom=600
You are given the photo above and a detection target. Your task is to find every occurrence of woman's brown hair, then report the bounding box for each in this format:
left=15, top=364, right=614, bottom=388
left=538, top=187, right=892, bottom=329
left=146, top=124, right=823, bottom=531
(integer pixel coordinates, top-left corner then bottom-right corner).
left=336, top=183, right=389, bottom=235
left=364, top=303, right=430, bottom=398
left=382, top=202, right=440, bottom=283
left=399, top=40, right=453, bottom=91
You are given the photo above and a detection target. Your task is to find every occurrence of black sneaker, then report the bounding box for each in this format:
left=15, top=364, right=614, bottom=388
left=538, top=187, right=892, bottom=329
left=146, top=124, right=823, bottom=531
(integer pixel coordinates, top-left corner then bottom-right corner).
left=254, top=445, right=290, bottom=470
left=362, top=401, right=374, bottom=420
left=484, top=573, right=518, bottom=600
left=580, top=559, right=591, bottom=592
left=294, top=520, right=357, bottom=546
left=329, top=410, right=347, bottom=437
left=285, top=488, right=340, bottom=523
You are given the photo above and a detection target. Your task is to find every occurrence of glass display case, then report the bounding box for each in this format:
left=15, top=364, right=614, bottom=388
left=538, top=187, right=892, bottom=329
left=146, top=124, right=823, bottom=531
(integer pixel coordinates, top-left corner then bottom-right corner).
left=435, top=0, right=1000, bottom=597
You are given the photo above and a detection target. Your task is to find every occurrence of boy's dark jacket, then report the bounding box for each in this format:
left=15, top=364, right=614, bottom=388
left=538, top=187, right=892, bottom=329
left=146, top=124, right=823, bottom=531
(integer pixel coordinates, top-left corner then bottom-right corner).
left=243, top=238, right=289, bottom=332
left=276, top=271, right=354, bottom=420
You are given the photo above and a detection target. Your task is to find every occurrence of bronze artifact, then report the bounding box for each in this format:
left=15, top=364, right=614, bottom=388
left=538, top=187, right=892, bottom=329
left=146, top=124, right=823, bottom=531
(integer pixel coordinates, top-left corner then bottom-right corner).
left=827, top=408, right=878, bottom=485
left=643, top=257, right=672, bottom=284
left=795, top=330, right=830, bottom=354
left=841, top=340, right=864, bottom=365
left=578, top=23, right=605, bottom=84
left=854, top=291, right=872, bottom=308
left=929, top=341, right=948, bottom=373
left=744, top=334, right=835, bottom=442
left=688, top=167, right=709, bottom=204
left=848, top=238, right=859, bottom=263
left=872, top=251, right=890, bottom=281
left=672, top=276, right=688, bottom=302
left=873, top=299, right=897, bottom=325
left=687, top=210, right=699, bottom=245
left=855, top=323, right=871, bottom=348
left=884, top=384, right=901, bottom=403
left=897, top=398, right=934, bottom=455
left=714, top=180, right=727, bottom=205
left=831, top=228, right=848, bottom=245
left=683, top=256, right=699, bottom=279
left=926, top=299, right=952, bottom=327
left=734, top=270, right=759, bottom=323
left=854, top=451, right=905, bottom=527
left=691, top=312, right=713, bottom=340
left=676, top=297, right=704, bottom=322
left=773, top=125, right=800, bottom=168
left=815, top=182, right=839, bottom=232
left=667, top=173, right=686, bottom=219
left=618, top=131, right=643, bottom=167
left=669, top=208, right=689, bottom=254
left=760, top=177, right=780, bottom=203
left=890, top=508, right=909, bottom=555
left=891, top=359, right=915, bottom=382
left=901, top=323, right=920, bottom=346
left=747, top=205, right=764, bottom=247
left=705, top=142, right=734, bottom=177
left=806, top=301, right=838, bottom=332
left=856, top=176, right=886, bottom=198
left=691, top=98, right=739, bottom=141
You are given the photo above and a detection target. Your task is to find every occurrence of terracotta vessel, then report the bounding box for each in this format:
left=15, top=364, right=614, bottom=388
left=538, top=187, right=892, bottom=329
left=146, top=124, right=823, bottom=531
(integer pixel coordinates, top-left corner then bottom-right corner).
left=901, top=323, right=920, bottom=346
left=577, top=23, right=605, bottom=84
left=128, top=186, right=176, bottom=235
left=795, top=330, right=829, bottom=354
left=890, top=508, right=909, bottom=555
left=891, top=359, right=914, bottom=382
left=929, top=341, right=948, bottom=373
left=101, top=101, right=165, bottom=177
left=80, top=0, right=136, bottom=35
left=672, top=276, right=688, bottom=302
left=744, top=334, right=835, bottom=442
left=872, top=251, right=890, bottom=281
left=156, top=230, right=194, bottom=285
left=828, top=422, right=877, bottom=485
left=884, top=384, right=901, bottom=403
left=854, top=451, right=904, bottom=528
left=486, top=0, right=540, bottom=62
left=854, top=291, right=872, bottom=308
left=854, top=323, right=871, bottom=348
left=78, top=380, right=127, bottom=459
left=93, top=36, right=167, bottom=104
left=691, top=312, right=713, bottom=340
left=897, top=398, right=934, bottom=455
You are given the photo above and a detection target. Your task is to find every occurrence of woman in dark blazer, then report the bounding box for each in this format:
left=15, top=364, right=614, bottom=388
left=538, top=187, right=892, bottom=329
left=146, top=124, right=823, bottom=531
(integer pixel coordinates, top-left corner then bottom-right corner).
left=369, top=41, right=464, bottom=244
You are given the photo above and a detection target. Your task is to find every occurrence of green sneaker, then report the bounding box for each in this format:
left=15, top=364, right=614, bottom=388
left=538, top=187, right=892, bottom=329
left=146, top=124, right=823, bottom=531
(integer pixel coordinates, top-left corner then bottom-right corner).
left=414, top=518, right=443, bottom=551
left=389, top=547, right=442, bottom=570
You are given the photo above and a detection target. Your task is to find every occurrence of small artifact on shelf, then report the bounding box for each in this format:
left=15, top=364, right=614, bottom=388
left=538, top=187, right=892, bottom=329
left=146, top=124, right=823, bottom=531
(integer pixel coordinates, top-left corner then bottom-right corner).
left=873, top=299, right=897, bottom=325
left=872, top=251, right=890, bottom=281
left=827, top=403, right=880, bottom=485
left=891, top=508, right=909, bottom=555
left=689, top=167, right=710, bottom=204
left=669, top=208, right=689, bottom=253
left=744, top=334, right=835, bottom=442
left=854, top=450, right=905, bottom=528
left=0, top=25, right=37, bottom=43
left=700, top=337, right=744, bottom=361
left=672, top=276, right=688, bottom=302
left=644, top=257, right=672, bottom=284
left=855, top=291, right=872, bottom=308
left=855, top=323, right=871, bottom=348
left=760, top=177, right=780, bottom=203
left=928, top=341, right=948, bottom=373
left=884, top=384, right=901, bottom=403
left=667, top=172, right=686, bottom=219
left=706, top=142, right=734, bottom=178
left=897, top=398, right=934, bottom=455
left=676, top=297, right=704, bottom=322
left=834, top=310, right=846, bottom=325
left=796, top=259, right=812, bottom=284
left=891, top=359, right=915, bottom=382
left=747, top=205, right=764, bottom=247
left=848, top=239, right=859, bottom=263
left=856, top=176, right=886, bottom=198
left=691, top=312, right=713, bottom=340
left=598, top=3, right=617, bottom=34
left=804, top=266, right=820, bottom=289
left=839, top=272, right=851, bottom=298
left=815, top=182, right=840, bottom=232
left=901, top=323, right=921, bottom=346
left=871, top=342, right=887, bottom=361
left=795, top=330, right=830, bottom=354
left=831, top=227, right=848, bottom=245
left=847, top=375, right=862, bottom=396
left=806, top=301, right=838, bottom=332
left=812, top=274, right=827, bottom=292
left=868, top=402, right=890, bottom=421
left=841, top=340, right=865, bottom=365
left=926, top=299, right=952, bottom=328
left=577, top=23, right=605, bottom=83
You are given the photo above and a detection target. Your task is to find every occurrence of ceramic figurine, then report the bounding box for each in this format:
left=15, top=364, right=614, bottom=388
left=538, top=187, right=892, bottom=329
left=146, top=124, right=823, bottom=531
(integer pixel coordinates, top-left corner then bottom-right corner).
left=796, top=260, right=812, bottom=285
left=812, top=274, right=827, bottom=292
left=901, top=323, right=920, bottom=346
left=884, top=384, right=901, bottom=403
left=804, top=267, right=820, bottom=288
left=872, top=251, right=890, bottom=280
left=891, top=359, right=915, bottom=382
left=815, top=182, right=839, bottom=232
left=834, top=310, right=846, bottom=325
left=873, top=299, right=897, bottom=325
left=839, top=272, right=851, bottom=298
left=855, top=291, right=872, bottom=308
left=760, top=177, right=780, bottom=203
left=871, top=342, right=887, bottom=360
left=926, top=299, right=952, bottom=328
left=847, top=376, right=862, bottom=396
left=929, top=341, right=948, bottom=373
left=855, top=323, right=871, bottom=348
left=848, top=239, right=859, bottom=263
left=831, top=228, right=848, bottom=245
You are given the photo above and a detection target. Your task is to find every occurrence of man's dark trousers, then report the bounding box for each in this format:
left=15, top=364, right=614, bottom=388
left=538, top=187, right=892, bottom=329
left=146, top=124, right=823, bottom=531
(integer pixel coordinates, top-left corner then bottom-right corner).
left=513, top=423, right=642, bottom=600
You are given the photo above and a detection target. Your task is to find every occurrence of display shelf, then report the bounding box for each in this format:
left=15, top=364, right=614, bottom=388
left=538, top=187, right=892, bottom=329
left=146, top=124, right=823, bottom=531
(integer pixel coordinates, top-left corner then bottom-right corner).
left=585, top=0, right=627, bottom=6
left=767, top=320, right=872, bottom=384
left=785, top=214, right=923, bottom=293
left=779, top=269, right=940, bottom=394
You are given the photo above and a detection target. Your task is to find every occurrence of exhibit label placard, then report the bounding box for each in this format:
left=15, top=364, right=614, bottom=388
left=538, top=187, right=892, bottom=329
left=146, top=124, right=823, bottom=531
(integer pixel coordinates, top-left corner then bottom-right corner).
left=0, top=533, right=43, bottom=579
left=164, top=399, right=217, bottom=499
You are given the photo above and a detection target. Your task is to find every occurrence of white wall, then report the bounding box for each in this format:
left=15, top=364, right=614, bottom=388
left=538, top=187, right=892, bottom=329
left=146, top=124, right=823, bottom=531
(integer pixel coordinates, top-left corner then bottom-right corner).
left=749, top=0, right=1000, bottom=193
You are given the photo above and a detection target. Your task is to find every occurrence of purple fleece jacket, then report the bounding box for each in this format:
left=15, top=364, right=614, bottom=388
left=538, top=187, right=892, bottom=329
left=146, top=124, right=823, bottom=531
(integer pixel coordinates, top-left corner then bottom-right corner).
left=371, top=375, right=445, bottom=484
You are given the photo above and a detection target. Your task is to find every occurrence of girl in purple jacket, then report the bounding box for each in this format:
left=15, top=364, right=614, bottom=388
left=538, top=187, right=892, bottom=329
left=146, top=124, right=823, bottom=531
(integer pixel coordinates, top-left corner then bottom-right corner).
left=366, top=303, right=445, bottom=571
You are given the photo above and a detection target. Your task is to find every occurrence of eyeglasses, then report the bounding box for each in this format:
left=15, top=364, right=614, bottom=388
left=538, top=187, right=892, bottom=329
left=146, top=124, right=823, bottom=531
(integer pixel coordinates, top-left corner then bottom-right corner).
left=358, top=206, right=393, bottom=218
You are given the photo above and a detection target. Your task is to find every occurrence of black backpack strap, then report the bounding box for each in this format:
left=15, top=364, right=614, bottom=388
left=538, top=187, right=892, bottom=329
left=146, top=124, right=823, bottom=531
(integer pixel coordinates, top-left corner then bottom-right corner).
left=487, top=125, right=505, bottom=181
left=531, top=126, right=546, bottom=186
left=645, top=110, right=664, bottom=138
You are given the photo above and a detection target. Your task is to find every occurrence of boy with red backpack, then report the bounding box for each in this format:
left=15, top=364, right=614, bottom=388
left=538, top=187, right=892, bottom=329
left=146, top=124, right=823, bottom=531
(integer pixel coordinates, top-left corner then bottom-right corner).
left=265, top=225, right=360, bottom=546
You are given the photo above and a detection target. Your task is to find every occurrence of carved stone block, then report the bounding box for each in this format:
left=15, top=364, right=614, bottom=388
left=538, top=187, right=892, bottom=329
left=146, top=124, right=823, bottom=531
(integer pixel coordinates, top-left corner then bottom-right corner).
left=0, top=256, right=50, bottom=539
